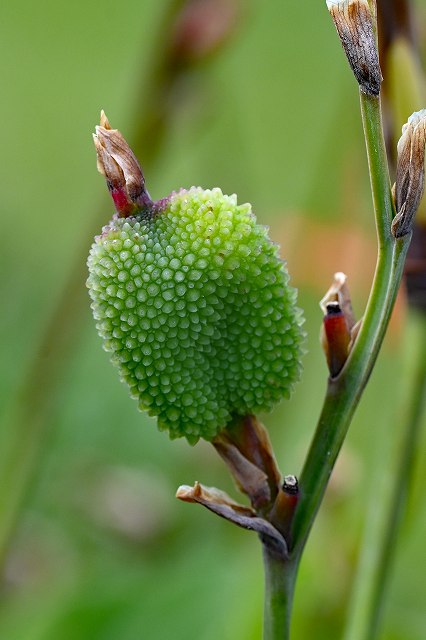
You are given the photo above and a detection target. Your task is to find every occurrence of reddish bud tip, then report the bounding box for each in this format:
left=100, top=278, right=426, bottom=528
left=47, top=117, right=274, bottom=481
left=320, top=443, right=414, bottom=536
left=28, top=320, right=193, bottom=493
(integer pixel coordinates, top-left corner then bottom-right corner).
left=93, top=111, right=153, bottom=217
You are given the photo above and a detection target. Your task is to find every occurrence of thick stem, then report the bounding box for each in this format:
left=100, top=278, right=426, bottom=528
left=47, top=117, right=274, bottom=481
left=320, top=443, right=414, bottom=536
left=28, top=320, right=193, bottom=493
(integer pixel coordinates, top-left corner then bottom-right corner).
left=344, top=312, right=426, bottom=640
left=262, top=546, right=297, bottom=640
left=365, top=316, right=426, bottom=639
left=290, top=92, right=411, bottom=561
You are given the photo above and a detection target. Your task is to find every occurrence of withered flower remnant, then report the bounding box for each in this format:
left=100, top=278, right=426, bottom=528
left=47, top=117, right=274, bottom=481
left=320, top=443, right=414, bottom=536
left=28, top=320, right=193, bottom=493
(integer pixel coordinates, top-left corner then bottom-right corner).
left=93, top=111, right=153, bottom=217
left=320, top=272, right=356, bottom=377
left=392, top=110, right=426, bottom=238
left=326, top=0, right=382, bottom=96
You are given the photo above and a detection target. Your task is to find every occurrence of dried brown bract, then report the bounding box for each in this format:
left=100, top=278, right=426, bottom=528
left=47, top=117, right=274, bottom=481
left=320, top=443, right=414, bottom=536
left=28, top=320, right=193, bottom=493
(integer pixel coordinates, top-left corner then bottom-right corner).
left=176, top=482, right=288, bottom=556
left=327, top=0, right=382, bottom=96
left=392, top=110, right=426, bottom=238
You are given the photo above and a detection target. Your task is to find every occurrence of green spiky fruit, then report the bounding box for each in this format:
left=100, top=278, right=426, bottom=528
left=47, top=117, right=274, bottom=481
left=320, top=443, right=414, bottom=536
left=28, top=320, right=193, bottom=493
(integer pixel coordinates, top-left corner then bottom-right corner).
left=87, top=187, right=303, bottom=443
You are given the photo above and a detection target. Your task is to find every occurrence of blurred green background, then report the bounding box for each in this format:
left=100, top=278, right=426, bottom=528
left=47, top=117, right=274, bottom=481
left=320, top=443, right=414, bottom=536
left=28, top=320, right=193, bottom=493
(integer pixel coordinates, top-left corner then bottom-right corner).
left=1, top=0, right=425, bottom=638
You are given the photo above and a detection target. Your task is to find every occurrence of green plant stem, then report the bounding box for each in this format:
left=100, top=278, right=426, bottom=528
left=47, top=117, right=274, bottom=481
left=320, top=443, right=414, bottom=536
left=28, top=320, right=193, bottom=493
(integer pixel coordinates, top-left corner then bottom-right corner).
left=344, top=312, right=426, bottom=640
left=262, top=548, right=297, bottom=640
left=262, top=91, right=411, bottom=638
left=290, top=91, right=411, bottom=561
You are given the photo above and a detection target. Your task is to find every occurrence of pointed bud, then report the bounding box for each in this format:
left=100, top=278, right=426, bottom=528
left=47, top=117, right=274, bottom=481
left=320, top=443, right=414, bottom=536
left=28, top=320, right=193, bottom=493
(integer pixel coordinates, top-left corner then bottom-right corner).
left=320, top=273, right=355, bottom=377
left=93, top=111, right=152, bottom=217
left=392, top=110, right=426, bottom=238
left=322, top=302, right=351, bottom=377
left=326, top=0, right=382, bottom=96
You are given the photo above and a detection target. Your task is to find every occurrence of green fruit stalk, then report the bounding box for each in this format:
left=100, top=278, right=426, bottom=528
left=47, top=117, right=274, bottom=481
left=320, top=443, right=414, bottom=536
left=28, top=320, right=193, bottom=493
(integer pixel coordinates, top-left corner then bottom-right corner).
left=87, top=113, right=304, bottom=443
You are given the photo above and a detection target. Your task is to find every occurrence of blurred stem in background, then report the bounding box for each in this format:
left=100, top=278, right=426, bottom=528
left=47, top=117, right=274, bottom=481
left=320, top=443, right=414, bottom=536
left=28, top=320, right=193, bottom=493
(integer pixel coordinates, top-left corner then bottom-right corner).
left=0, top=0, right=242, bottom=571
left=344, top=314, right=426, bottom=640
left=344, top=1, right=426, bottom=638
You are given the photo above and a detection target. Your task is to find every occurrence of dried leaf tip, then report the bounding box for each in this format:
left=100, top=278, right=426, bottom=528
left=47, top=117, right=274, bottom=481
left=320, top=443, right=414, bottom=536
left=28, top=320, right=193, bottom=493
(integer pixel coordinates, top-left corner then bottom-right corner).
left=176, top=481, right=288, bottom=557
left=326, top=0, right=382, bottom=96
left=392, top=110, right=426, bottom=238
left=93, top=111, right=152, bottom=217
left=99, top=109, right=111, bottom=130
